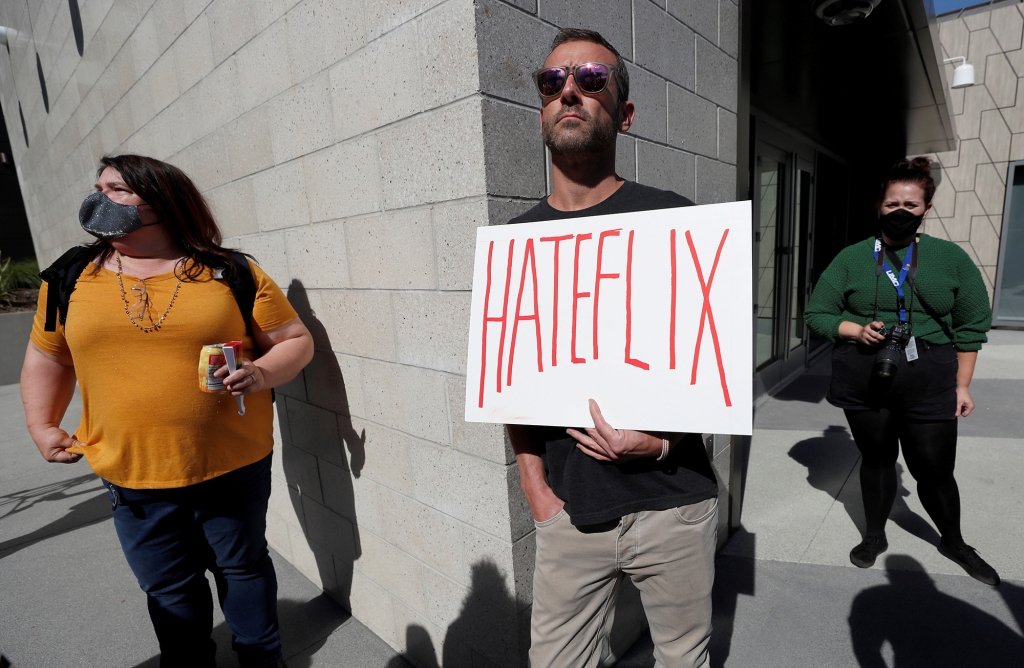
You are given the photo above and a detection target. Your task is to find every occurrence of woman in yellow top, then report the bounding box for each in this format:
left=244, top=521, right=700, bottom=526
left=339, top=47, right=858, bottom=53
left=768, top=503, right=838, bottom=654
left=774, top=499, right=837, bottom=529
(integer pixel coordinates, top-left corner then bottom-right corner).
left=21, top=155, right=313, bottom=667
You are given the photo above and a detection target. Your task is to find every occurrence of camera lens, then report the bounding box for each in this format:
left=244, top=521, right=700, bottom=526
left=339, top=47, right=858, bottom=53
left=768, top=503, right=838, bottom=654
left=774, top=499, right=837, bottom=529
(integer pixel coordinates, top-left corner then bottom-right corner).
left=872, top=340, right=902, bottom=380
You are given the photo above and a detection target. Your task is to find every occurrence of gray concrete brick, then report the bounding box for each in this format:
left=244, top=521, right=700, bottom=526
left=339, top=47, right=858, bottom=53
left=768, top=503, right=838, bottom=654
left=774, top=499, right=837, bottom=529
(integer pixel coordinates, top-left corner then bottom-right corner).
left=268, top=71, right=334, bottom=164
left=282, top=441, right=324, bottom=504
left=235, top=17, right=295, bottom=113
left=319, top=458, right=358, bottom=519
left=286, top=0, right=365, bottom=82
left=720, top=0, right=739, bottom=58
left=329, top=21, right=425, bottom=142
left=446, top=374, right=512, bottom=465
left=667, top=83, right=718, bottom=158
left=379, top=99, right=487, bottom=209
left=403, top=440, right=512, bottom=540
left=302, top=495, right=359, bottom=562
left=636, top=140, right=696, bottom=199
left=303, top=137, right=382, bottom=221
left=629, top=66, right=667, bottom=143
left=284, top=221, right=351, bottom=289
left=538, top=0, right=633, bottom=57
left=617, top=134, right=638, bottom=181
left=207, top=0, right=261, bottom=65
left=253, top=159, right=311, bottom=231
left=635, top=0, right=696, bottom=92
left=482, top=99, right=547, bottom=198
left=433, top=198, right=489, bottom=291
left=286, top=397, right=347, bottom=467
left=394, top=291, right=472, bottom=375
left=171, top=11, right=215, bottom=92
left=667, top=0, right=719, bottom=45
left=300, top=348, right=361, bottom=417
left=349, top=418, right=417, bottom=497
left=238, top=230, right=291, bottom=284
left=719, top=107, right=737, bottom=164
left=475, top=0, right=556, bottom=108
left=361, top=360, right=451, bottom=445
left=346, top=209, right=437, bottom=289
left=376, top=485, right=467, bottom=582
left=364, top=0, right=446, bottom=41
left=356, top=529, right=427, bottom=615
left=695, top=155, right=736, bottom=204
left=222, top=105, right=276, bottom=180
left=695, top=36, right=737, bottom=112
left=317, top=289, right=396, bottom=360
left=419, top=0, right=480, bottom=109
left=207, top=176, right=259, bottom=238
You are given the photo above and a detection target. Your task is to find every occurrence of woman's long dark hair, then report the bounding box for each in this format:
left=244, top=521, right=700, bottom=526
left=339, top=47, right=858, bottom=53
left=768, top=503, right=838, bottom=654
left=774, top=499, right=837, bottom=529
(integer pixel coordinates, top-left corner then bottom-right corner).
left=87, top=154, right=244, bottom=280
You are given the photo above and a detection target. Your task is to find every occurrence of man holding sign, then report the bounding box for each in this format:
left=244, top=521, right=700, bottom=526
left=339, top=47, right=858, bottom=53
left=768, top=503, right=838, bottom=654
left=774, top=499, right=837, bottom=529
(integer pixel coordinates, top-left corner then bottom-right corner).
left=507, top=29, right=719, bottom=668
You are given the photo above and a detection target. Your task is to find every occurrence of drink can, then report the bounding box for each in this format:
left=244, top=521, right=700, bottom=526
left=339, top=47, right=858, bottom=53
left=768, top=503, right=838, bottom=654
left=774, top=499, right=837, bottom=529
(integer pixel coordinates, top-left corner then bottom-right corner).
left=199, top=344, right=227, bottom=393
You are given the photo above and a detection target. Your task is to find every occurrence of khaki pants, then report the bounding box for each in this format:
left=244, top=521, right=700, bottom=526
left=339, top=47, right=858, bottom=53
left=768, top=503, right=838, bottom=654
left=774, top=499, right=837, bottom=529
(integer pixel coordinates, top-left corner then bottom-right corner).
left=529, top=497, right=718, bottom=668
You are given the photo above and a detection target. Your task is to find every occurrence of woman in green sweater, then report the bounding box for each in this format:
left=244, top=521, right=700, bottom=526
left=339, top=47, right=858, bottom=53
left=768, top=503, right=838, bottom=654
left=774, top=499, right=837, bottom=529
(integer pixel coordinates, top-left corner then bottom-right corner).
left=804, top=158, right=998, bottom=585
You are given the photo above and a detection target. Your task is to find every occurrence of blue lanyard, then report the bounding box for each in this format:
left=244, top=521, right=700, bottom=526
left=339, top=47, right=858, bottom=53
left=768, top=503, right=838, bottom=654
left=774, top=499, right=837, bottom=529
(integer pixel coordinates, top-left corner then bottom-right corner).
left=873, top=238, right=915, bottom=323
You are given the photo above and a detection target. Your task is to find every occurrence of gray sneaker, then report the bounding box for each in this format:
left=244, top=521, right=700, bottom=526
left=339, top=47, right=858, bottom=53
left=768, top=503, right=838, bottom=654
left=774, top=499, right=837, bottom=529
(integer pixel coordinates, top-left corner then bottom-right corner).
left=850, top=533, right=888, bottom=568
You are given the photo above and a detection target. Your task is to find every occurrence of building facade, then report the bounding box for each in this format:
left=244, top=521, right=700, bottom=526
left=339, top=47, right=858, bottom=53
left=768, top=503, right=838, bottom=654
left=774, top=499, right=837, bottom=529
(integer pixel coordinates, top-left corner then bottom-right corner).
left=0, top=1, right=738, bottom=665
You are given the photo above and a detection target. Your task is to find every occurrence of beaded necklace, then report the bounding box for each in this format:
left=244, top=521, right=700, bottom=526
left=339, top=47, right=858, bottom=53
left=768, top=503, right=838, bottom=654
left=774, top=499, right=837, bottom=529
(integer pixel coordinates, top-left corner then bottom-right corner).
left=115, top=252, right=182, bottom=333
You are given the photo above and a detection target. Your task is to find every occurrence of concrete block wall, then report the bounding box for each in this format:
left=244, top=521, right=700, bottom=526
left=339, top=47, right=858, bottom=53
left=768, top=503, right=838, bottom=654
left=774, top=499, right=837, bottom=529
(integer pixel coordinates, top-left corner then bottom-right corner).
left=0, top=0, right=738, bottom=666
left=927, top=4, right=1024, bottom=299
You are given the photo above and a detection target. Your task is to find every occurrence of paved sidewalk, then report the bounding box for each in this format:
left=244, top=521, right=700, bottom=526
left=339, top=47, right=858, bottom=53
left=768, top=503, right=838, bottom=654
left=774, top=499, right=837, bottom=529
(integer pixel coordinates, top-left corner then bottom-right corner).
left=617, top=329, right=1024, bottom=667
left=0, top=383, right=409, bottom=668
left=3, top=333, right=1023, bottom=667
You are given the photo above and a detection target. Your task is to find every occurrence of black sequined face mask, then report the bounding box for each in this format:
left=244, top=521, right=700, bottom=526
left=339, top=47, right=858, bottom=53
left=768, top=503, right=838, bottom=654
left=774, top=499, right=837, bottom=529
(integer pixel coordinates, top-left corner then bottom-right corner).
left=79, top=191, right=158, bottom=239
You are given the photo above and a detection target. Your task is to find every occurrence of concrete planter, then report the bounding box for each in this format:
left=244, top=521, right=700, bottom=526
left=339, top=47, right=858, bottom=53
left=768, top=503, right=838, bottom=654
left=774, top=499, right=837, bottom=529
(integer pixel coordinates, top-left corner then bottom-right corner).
left=0, top=311, right=34, bottom=385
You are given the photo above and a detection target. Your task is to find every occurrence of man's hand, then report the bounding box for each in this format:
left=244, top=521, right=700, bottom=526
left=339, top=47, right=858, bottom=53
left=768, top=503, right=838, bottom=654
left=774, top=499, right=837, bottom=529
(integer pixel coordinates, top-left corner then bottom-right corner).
left=30, top=425, right=83, bottom=463
left=529, top=485, right=566, bottom=523
left=566, top=399, right=664, bottom=463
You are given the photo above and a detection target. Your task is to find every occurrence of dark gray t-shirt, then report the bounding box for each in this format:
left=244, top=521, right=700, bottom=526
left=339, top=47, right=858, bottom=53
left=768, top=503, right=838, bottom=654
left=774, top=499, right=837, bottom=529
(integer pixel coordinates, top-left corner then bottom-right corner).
left=508, top=181, right=719, bottom=526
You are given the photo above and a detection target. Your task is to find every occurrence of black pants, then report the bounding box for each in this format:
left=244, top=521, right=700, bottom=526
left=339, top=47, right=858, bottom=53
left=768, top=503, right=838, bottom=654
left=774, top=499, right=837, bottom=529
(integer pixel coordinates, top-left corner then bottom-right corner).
left=844, top=408, right=962, bottom=544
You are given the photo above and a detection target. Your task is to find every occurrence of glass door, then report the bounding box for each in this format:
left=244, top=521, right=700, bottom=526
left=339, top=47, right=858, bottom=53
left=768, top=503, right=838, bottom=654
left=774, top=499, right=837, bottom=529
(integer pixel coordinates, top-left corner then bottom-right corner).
left=994, top=161, right=1024, bottom=326
left=754, top=143, right=816, bottom=393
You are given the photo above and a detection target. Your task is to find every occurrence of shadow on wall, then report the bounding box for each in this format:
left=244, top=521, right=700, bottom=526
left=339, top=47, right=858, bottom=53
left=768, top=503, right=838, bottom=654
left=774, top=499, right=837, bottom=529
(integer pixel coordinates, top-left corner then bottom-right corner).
left=848, top=555, right=1024, bottom=667
left=788, top=425, right=941, bottom=545
left=279, top=280, right=366, bottom=608
left=386, top=561, right=521, bottom=668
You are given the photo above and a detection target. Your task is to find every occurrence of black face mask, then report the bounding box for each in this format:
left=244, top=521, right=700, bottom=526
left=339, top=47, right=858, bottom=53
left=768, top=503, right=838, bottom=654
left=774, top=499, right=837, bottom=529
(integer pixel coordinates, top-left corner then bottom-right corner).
left=79, top=191, right=158, bottom=240
left=879, top=208, right=923, bottom=242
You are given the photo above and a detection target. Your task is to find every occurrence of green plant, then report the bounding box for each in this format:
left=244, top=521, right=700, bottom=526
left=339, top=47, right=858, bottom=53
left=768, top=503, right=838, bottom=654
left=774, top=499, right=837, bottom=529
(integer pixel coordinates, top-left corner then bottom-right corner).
left=0, top=256, right=41, bottom=304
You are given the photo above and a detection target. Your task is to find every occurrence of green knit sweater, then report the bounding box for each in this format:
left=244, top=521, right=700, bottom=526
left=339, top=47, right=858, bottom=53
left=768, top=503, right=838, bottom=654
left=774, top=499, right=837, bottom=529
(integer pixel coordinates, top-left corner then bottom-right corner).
left=804, top=235, right=991, bottom=351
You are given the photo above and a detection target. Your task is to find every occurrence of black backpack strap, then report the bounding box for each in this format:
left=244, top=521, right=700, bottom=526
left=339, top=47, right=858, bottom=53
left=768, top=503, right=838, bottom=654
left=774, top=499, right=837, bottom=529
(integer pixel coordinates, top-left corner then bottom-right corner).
left=39, top=246, right=95, bottom=332
left=223, top=252, right=258, bottom=342
left=219, top=252, right=275, bottom=402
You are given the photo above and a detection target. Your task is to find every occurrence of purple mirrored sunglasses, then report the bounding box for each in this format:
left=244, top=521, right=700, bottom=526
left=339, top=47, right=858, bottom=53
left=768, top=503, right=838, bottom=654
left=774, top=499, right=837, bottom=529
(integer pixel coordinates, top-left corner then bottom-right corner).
left=533, top=62, right=617, bottom=98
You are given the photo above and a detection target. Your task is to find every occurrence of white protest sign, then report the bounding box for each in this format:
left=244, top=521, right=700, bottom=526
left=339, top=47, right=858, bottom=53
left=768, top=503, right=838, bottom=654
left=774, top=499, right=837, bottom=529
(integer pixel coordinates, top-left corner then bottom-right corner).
left=464, top=201, right=753, bottom=435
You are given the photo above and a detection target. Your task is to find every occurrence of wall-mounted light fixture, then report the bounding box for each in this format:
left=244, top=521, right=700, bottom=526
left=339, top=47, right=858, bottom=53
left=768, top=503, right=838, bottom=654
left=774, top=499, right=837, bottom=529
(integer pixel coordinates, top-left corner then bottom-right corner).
left=944, top=57, right=975, bottom=88
left=811, top=0, right=882, bottom=25
left=0, top=26, right=11, bottom=47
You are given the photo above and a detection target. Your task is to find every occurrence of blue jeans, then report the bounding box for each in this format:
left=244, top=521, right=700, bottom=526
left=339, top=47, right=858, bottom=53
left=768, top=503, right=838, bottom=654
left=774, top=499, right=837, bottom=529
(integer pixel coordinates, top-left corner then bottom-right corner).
left=105, top=454, right=281, bottom=668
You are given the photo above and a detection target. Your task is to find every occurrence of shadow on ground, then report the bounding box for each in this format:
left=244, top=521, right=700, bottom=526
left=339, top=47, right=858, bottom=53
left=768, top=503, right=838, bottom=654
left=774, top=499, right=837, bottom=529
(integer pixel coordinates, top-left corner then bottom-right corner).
left=0, top=473, right=109, bottom=560
left=131, top=595, right=350, bottom=667
left=788, top=425, right=940, bottom=545
left=848, top=555, right=1024, bottom=667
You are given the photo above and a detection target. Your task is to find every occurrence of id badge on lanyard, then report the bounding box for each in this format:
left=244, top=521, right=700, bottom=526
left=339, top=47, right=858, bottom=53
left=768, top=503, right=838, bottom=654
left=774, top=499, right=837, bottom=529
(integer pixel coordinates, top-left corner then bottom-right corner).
left=874, top=238, right=918, bottom=361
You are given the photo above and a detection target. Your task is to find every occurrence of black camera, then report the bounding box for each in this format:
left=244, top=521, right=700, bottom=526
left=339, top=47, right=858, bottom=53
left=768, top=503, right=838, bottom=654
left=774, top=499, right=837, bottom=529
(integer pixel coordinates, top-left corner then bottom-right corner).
left=872, top=324, right=910, bottom=381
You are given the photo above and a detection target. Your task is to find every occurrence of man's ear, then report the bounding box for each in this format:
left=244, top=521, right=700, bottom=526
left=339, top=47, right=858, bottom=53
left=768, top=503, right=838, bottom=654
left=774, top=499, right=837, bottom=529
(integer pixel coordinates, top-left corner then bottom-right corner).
left=618, top=101, right=635, bottom=133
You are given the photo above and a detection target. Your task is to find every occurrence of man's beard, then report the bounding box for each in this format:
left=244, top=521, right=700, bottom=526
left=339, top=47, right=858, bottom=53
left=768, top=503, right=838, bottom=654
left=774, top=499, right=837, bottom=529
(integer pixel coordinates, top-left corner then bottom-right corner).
left=542, top=105, right=617, bottom=160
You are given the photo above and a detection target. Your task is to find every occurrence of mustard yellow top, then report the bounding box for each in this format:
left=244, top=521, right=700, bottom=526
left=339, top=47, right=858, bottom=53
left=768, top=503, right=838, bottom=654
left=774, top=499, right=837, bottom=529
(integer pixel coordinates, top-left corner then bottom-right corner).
left=30, top=259, right=298, bottom=489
